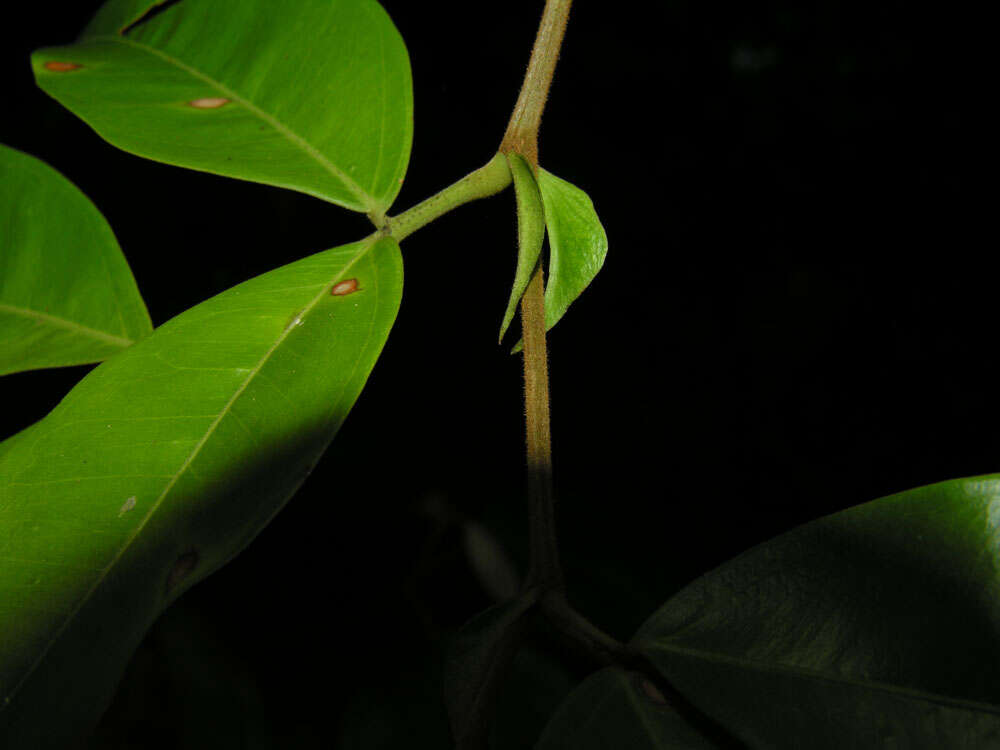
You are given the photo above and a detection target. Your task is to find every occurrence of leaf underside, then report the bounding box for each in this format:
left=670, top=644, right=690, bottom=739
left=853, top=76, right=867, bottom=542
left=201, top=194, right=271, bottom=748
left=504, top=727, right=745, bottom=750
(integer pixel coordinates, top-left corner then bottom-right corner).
left=0, top=143, right=151, bottom=375
left=0, top=236, right=403, bottom=747
left=32, top=0, right=413, bottom=214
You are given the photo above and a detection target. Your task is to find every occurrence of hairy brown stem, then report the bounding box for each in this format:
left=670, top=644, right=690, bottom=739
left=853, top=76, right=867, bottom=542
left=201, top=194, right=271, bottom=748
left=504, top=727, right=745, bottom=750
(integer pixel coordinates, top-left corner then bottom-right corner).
left=500, top=0, right=573, bottom=167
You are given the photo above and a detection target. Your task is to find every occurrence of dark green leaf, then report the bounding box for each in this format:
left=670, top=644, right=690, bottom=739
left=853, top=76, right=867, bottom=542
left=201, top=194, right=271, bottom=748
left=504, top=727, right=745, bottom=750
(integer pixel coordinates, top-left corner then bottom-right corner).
left=0, top=143, right=151, bottom=375
left=444, top=591, right=539, bottom=748
left=499, top=153, right=546, bottom=343
left=633, top=476, right=1000, bottom=748
left=536, top=667, right=723, bottom=750
left=536, top=168, right=607, bottom=334
left=33, top=0, right=413, bottom=214
left=0, top=236, right=403, bottom=747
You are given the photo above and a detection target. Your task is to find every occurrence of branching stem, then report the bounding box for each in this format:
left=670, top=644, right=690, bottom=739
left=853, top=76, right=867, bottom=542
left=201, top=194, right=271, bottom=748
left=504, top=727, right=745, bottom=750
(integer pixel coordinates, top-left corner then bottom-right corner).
left=504, top=0, right=572, bottom=591
left=500, top=0, right=573, bottom=167
left=386, top=153, right=511, bottom=241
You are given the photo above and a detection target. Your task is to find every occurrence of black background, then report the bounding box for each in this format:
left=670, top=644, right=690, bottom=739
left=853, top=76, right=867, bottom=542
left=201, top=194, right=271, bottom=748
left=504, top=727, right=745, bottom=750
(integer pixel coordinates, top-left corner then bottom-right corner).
left=0, top=0, right=992, bottom=746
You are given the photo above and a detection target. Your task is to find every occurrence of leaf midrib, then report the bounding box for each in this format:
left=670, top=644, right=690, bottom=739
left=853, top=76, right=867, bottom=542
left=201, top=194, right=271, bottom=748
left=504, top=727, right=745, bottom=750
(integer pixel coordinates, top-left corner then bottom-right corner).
left=86, top=34, right=378, bottom=213
left=2, top=239, right=377, bottom=708
left=0, top=302, right=133, bottom=348
left=640, top=640, right=1000, bottom=714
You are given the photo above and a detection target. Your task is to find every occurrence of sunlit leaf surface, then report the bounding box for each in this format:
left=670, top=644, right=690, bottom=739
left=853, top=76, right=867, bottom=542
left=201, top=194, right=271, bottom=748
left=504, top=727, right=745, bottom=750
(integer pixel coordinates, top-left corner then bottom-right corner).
left=0, top=143, right=150, bottom=375
left=0, top=236, right=402, bottom=747
left=33, top=0, right=413, bottom=214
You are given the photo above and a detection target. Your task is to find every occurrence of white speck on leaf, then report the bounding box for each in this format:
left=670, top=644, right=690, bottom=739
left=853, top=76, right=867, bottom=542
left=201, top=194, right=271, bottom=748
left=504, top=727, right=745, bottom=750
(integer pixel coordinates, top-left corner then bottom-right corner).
left=118, top=496, right=137, bottom=517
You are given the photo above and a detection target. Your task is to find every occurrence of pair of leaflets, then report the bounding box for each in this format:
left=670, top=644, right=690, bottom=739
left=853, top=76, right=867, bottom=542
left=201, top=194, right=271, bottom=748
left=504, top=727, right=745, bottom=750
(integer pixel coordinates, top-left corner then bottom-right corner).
left=500, top=153, right=609, bottom=349
left=2, top=0, right=411, bottom=745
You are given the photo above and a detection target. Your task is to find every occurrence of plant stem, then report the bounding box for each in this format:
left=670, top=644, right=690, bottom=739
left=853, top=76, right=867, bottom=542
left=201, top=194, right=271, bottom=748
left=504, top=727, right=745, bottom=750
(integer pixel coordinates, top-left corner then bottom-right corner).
left=504, top=0, right=572, bottom=590
left=520, top=265, right=561, bottom=589
left=386, top=154, right=511, bottom=242
left=499, top=0, right=573, bottom=167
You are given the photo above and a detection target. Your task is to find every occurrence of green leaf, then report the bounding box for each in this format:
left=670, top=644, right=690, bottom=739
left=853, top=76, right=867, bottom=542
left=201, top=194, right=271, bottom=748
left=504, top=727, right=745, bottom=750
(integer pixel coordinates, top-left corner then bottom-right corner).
left=32, top=0, right=413, bottom=215
left=536, top=668, right=724, bottom=750
left=0, top=143, right=151, bottom=375
left=536, top=169, right=608, bottom=334
left=631, top=476, right=1000, bottom=748
left=499, top=153, right=546, bottom=343
left=0, top=236, right=403, bottom=747
left=444, top=591, right=538, bottom=748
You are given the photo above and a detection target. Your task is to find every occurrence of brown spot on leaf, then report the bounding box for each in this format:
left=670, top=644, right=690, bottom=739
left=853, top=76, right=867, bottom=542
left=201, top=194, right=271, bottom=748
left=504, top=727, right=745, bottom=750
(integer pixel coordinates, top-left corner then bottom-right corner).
left=188, top=97, right=230, bottom=109
left=330, top=279, right=359, bottom=296
left=639, top=678, right=667, bottom=705
left=44, top=61, right=82, bottom=72
left=166, top=550, right=199, bottom=593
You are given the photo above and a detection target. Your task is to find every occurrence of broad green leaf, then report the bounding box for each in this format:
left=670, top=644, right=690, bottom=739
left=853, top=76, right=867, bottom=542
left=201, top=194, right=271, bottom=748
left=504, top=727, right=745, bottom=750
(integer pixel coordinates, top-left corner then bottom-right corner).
left=499, top=153, right=546, bottom=343
left=0, top=144, right=151, bottom=375
left=33, top=0, right=413, bottom=214
left=0, top=236, right=402, bottom=747
left=536, top=667, right=724, bottom=750
left=444, top=591, right=538, bottom=748
left=631, top=476, right=1000, bottom=748
left=536, top=169, right=608, bottom=333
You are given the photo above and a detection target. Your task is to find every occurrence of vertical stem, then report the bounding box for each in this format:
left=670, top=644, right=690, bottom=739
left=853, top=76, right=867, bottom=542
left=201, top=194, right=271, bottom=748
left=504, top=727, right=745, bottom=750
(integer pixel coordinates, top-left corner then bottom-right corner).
left=502, top=0, right=573, bottom=591
left=520, top=265, right=561, bottom=588
left=500, top=0, right=573, bottom=167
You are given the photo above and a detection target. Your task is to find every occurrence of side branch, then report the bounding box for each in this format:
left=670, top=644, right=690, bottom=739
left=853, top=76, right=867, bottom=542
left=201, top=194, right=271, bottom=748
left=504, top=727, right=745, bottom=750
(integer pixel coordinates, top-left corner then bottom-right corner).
left=387, top=154, right=512, bottom=242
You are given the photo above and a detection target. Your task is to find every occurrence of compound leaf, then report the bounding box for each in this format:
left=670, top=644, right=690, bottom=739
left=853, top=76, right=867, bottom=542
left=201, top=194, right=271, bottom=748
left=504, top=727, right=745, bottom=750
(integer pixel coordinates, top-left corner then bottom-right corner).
left=33, top=0, right=413, bottom=214
left=0, top=236, right=403, bottom=747
left=0, top=143, right=151, bottom=375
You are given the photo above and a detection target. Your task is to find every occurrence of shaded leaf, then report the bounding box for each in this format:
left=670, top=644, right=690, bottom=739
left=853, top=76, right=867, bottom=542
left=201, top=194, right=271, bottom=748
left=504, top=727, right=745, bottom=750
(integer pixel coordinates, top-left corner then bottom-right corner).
left=499, top=153, right=546, bottom=343
left=0, top=143, right=151, bottom=375
left=633, top=475, right=1000, bottom=748
left=536, top=168, right=608, bottom=334
left=444, top=590, right=539, bottom=748
left=33, top=0, right=413, bottom=214
left=0, top=236, right=403, bottom=747
left=536, top=667, right=723, bottom=750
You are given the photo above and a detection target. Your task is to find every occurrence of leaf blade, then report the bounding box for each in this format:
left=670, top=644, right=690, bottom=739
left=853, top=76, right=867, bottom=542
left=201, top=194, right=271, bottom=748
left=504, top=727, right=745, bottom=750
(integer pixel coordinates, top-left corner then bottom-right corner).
left=499, top=153, right=546, bottom=344
left=536, top=168, right=608, bottom=333
left=536, top=667, right=725, bottom=750
left=0, top=143, right=151, bottom=375
left=444, top=591, right=538, bottom=748
left=33, top=0, right=413, bottom=213
left=632, top=476, right=1000, bottom=748
left=0, top=236, right=403, bottom=746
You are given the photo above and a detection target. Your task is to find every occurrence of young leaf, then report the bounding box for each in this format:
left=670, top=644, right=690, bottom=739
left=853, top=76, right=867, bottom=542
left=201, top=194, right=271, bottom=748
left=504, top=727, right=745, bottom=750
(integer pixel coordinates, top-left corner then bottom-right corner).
left=536, top=168, right=608, bottom=334
left=0, top=236, right=403, bottom=747
left=631, top=476, right=1000, bottom=747
left=0, top=143, right=151, bottom=375
left=444, top=590, right=539, bottom=749
left=499, top=153, right=546, bottom=343
left=536, top=667, right=725, bottom=750
left=32, top=0, right=413, bottom=215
